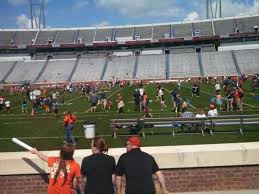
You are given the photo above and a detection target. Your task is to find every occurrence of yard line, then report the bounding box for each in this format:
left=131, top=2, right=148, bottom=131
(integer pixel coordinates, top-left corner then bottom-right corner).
left=0, top=134, right=112, bottom=140
left=3, top=121, right=32, bottom=124
left=67, top=95, right=83, bottom=103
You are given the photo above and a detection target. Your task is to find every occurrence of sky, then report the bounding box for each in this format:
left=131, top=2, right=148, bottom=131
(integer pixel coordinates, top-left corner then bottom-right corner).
left=0, top=0, right=259, bottom=29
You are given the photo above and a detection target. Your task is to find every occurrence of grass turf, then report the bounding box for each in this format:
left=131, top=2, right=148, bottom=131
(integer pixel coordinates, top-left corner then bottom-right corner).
left=0, top=81, right=259, bottom=152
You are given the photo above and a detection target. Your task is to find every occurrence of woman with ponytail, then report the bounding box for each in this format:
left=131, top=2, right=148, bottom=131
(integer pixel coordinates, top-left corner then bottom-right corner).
left=30, top=143, right=80, bottom=194
left=81, top=137, right=116, bottom=194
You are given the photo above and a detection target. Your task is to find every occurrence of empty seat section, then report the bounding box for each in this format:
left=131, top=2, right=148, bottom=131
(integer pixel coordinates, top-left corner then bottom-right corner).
left=172, top=23, right=192, bottom=38
left=169, top=53, right=200, bottom=78
left=135, top=26, right=152, bottom=39
left=94, top=28, right=113, bottom=41
left=236, top=16, right=259, bottom=33
left=202, top=51, right=238, bottom=77
left=235, top=49, right=259, bottom=74
left=153, top=25, right=170, bottom=40
left=71, top=57, right=106, bottom=81
left=5, top=61, right=44, bottom=83
left=37, top=60, right=75, bottom=83
left=214, top=19, right=235, bottom=36
left=55, top=30, right=76, bottom=44
left=0, top=31, right=15, bottom=46
left=136, top=54, right=166, bottom=79
left=0, top=61, right=15, bottom=81
left=14, top=31, right=37, bottom=45
left=35, top=31, right=56, bottom=44
left=115, top=27, right=134, bottom=40
left=103, top=56, right=135, bottom=80
left=193, top=21, right=213, bottom=36
left=77, top=30, right=95, bottom=43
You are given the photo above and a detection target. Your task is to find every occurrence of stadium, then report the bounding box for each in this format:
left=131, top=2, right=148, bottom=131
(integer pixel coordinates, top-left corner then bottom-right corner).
left=0, top=0, right=259, bottom=193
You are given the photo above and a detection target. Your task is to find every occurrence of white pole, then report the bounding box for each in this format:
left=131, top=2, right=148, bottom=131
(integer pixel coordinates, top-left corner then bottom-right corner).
left=12, top=137, right=33, bottom=151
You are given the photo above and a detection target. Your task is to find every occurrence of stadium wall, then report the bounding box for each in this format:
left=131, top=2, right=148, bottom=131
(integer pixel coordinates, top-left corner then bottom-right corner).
left=0, top=142, right=259, bottom=194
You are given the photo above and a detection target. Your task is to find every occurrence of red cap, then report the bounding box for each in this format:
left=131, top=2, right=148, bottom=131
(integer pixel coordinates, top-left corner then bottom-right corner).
left=128, top=136, right=141, bottom=147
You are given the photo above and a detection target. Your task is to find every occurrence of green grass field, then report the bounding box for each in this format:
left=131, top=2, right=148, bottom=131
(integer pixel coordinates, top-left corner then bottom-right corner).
left=1, top=81, right=259, bottom=152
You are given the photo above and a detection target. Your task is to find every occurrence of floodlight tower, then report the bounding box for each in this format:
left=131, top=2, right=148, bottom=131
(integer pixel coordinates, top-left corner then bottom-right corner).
left=207, top=0, right=222, bottom=19
left=29, top=0, right=46, bottom=29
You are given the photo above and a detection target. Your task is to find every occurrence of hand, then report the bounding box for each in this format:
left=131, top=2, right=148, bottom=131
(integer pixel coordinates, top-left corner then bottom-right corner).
left=30, top=148, right=38, bottom=154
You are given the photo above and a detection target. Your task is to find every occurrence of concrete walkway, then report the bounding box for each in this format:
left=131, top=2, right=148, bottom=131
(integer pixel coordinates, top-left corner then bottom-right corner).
left=172, top=190, right=259, bottom=194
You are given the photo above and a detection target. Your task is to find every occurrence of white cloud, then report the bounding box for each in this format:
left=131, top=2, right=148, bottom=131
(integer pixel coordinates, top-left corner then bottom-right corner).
left=73, top=0, right=89, bottom=9
left=95, top=0, right=183, bottom=17
left=91, top=21, right=111, bottom=27
left=16, top=14, right=49, bottom=29
left=16, top=14, right=31, bottom=29
left=184, top=11, right=200, bottom=22
left=8, top=0, right=26, bottom=6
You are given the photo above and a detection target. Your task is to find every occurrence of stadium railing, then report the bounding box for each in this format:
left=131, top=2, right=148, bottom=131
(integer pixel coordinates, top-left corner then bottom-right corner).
left=111, top=114, right=259, bottom=138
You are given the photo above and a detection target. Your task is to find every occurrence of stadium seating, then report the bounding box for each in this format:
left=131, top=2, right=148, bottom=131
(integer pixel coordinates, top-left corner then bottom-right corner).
left=172, top=23, right=193, bottom=38
left=94, top=28, right=113, bottom=41
left=0, top=31, right=15, bottom=46
left=136, top=54, right=166, bottom=79
left=114, top=27, right=134, bottom=41
left=168, top=52, right=201, bottom=78
left=35, top=30, right=57, bottom=45
left=153, top=25, right=171, bottom=40
left=103, top=55, right=135, bottom=80
left=201, top=51, right=239, bottom=76
left=14, top=31, right=37, bottom=45
left=71, top=57, right=106, bottom=81
left=77, top=29, right=95, bottom=44
left=5, top=61, right=44, bottom=83
left=235, top=49, right=259, bottom=74
left=55, top=30, right=76, bottom=44
left=0, top=61, right=16, bottom=81
left=36, top=60, right=75, bottom=83
left=214, top=18, right=236, bottom=36
left=193, top=21, right=213, bottom=36
left=134, top=26, right=152, bottom=39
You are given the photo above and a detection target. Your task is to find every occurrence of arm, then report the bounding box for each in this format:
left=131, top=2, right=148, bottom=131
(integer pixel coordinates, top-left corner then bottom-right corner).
left=30, top=148, right=48, bottom=162
left=115, top=176, right=122, bottom=194
left=73, top=177, right=79, bottom=190
left=155, top=170, right=169, bottom=194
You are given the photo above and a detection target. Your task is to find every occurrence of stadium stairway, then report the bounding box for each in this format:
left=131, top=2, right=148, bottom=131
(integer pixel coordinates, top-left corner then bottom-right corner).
left=100, top=57, right=109, bottom=80
left=33, top=58, right=49, bottom=83
left=231, top=50, right=242, bottom=75
left=67, top=56, right=80, bottom=82
left=166, top=54, right=169, bottom=79
left=198, top=52, right=204, bottom=77
left=2, top=61, right=18, bottom=82
left=133, top=55, right=139, bottom=79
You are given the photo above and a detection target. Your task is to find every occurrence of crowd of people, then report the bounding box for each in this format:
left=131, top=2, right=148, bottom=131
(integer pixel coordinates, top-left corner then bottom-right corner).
left=31, top=136, right=169, bottom=194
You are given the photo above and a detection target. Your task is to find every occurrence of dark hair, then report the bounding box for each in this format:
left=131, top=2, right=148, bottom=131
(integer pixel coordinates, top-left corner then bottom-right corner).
left=92, top=137, right=109, bottom=153
left=53, top=143, right=75, bottom=186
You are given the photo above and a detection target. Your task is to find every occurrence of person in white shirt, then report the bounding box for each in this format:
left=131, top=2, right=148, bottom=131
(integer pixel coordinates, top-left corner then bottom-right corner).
left=208, top=104, right=219, bottom=117
left=196, top=108, right=206, bottom=118
left=5, top=100, right=11, bottom=113
left=215, top=81, right=221, bottom=93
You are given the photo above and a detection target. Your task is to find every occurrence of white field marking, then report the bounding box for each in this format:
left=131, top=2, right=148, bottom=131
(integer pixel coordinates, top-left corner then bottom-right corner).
left=181, top=85, right=256, bottom=108
left=3, top=121, right=32, bottom=124
left=164, top=88, right=197, bottom=109
left=0, top=134, right=112, bottom=140
left=67, top=95, right=83, bottom=103
left=57, top=103, right=72, bottom=106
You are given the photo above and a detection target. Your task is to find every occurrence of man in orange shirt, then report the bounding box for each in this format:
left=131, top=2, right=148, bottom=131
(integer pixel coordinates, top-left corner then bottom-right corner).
left=64, top=111, right=77, bottom=145
left=30, top=143, right=80, bottom=194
